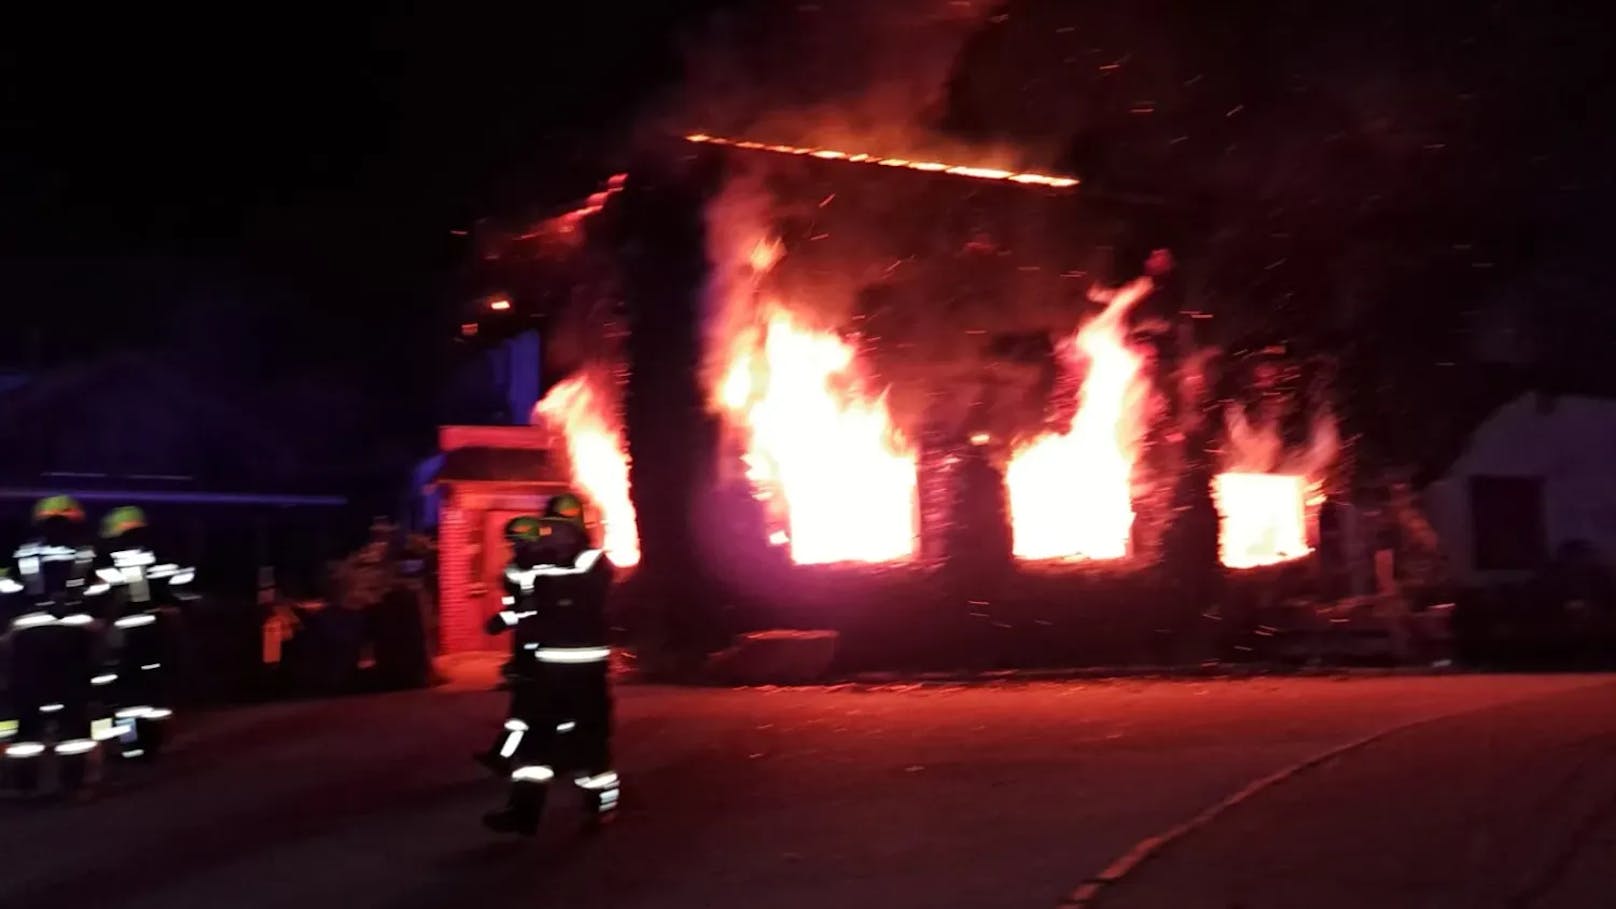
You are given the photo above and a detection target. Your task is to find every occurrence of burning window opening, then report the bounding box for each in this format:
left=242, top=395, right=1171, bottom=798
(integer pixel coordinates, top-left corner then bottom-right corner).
left=1213, top=406, right=1339, bottom=569
left=533, top=370, right=641, bottom=567
left=1005, top=275, right=1154, bottom=562
left=715, top=305, right=920, bottom=565
left=1213, top=473, right=1311, bottom=569
left=685, top=134, right=1079, bottom=189
left=706, top=227, right=918, bottom=565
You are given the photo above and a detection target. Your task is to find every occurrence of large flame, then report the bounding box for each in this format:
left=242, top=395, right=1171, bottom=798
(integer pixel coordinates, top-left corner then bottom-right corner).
left=1213, top=473, right=1311, bottom=569
left=533, top=371, right=641, bottom=567
left=1213, top=407, right=1338, bottom=569
left=1005, top=277, right=1153, bottom=561
left=708, top=240, right=918, bottom=564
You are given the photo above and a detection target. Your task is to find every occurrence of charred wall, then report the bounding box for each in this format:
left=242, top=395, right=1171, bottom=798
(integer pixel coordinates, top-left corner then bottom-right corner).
left=611, top=154, right=732, bottom=666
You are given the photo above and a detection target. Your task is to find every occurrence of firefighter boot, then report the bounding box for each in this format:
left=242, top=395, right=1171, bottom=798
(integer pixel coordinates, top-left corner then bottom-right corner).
left=128, top=716, right=166, bottom=761
left=3, top=749, right=42, bottom=795
left=483, top=775, right=548, bottom=836
left=57, top=752, right=91, bottom=795
left=472, top=748, right=508, bottom=777
left=576, top=770, right=620, bottom=832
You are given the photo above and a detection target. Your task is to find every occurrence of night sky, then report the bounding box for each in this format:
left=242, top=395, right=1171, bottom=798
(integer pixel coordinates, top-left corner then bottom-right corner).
left=0, top=3, right=729, bottom=420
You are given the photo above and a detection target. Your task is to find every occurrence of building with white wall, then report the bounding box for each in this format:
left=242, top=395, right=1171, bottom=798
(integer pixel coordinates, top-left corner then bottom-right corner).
left=1424, top=392, right=1616, bottom=585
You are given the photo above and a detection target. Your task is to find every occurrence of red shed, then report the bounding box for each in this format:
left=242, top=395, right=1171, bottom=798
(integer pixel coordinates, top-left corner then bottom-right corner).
left=431, top=425, right=573, bottom=654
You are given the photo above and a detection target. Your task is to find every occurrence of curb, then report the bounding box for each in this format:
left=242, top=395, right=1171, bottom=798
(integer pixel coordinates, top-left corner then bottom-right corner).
left=1053, top=677, right=1607, bottom=908
left=1057, top=723, right=1421, bottom=908
left=622, top=661, right=1462, bottom=688
left=837, top=662, right=1458, bottom=688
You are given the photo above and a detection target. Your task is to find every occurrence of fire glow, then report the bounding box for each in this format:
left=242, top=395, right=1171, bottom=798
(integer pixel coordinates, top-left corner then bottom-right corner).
left=1213, top=407, right=1338, bottom=569
left=710, top=241, right=918, bottom=565
left=1213, top=473, right=1310, bottom=569
left=1005, top=277, right=1153, bottom=561
left=685, top=134, right=1080, bottom=189
left=533, top=371, right=641, bottom=567
left=518, top=173, right=627, bottom=246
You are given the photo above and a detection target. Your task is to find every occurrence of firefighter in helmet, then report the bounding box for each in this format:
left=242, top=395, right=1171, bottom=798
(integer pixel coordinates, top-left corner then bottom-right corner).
left=2, top=495, right=109, bottom=794
left=93, top=505, right=196, bottom=760
left=482, top=491, right=618, bottom=835
left=473, top=513, right=546, bottom=775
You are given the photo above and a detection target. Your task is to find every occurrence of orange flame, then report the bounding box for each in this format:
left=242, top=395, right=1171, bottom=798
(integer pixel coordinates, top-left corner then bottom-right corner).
left=1212, top=473, right=1311, bottom=569
left=1006, top=277, right=1154, bottom=561
left=708, top=234, right=917, bottom=564
left=517, top=173, right=628, bottom=245
left=717, top=308, right=918, bottom=564
left=1213, top=407, right=1338, bottom=568
left=533, top=371, right=641, bottom=567
left=685, top=134, right=1080, bottom=189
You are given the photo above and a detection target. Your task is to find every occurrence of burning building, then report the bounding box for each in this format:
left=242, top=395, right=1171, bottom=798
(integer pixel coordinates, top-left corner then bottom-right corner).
left=436, top=136, right=1343, bottom=672
left=441, top=2, right=1363, bottom=669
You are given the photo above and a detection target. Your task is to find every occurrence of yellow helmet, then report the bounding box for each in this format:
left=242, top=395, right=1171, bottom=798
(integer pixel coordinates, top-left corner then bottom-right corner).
left=32, top=495, right=85, bottom=523
left=503, top=515, right=544, bottom=543
left=544, top=492, right=585, bottom=527
left=101, top=506, right=148, bottom=539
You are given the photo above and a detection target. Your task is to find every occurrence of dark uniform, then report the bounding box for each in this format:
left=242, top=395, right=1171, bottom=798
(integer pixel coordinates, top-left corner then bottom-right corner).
left=1, top=496, right=109, bottom=794
left=483, top=493, right=617, bottom=835
left=94, top=506, right=195, bottom=760
left=474, top=514, right=546, bottom=776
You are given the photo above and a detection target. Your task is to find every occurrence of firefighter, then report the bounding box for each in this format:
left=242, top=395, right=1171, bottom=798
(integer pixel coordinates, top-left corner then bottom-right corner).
left=472, top=514, right=546, bottom=775
left=93, top=505, right=196, bottom=760
left=482, top=492, right=617, bottom=835
left=2, top=495, right=109, bottom=794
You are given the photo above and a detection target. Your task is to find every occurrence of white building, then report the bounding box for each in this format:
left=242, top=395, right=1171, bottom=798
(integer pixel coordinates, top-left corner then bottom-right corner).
left=1424, top=392, right=1616, bottom=585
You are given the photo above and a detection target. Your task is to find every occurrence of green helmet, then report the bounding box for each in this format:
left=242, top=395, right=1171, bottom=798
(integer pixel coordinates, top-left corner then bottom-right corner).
left=101, top=505, right=148, bottom=539
left=503, top=515, right=544, bottom=543
left=32, top=495, right=85, bottom=523
left=544, top=492, right=585, bottom=527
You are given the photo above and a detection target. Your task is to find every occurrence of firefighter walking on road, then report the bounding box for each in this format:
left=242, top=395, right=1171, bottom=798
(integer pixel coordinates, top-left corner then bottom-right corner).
left=482, top=492, right=618, bottom=836
left=93, top=506, right=196, bottom=760
left=1, top=496, right=110, bottom=795
left=473, top=513, right=546, bottom=776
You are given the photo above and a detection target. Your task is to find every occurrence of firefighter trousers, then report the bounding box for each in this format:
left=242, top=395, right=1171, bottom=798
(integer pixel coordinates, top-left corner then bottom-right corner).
left=5, top=624, right=99, bottom=792
left=4, top=694, right=95, bottom=792
left=502, top=662, right=616, bottom=822
left=110, top=619, right=173, bottom=758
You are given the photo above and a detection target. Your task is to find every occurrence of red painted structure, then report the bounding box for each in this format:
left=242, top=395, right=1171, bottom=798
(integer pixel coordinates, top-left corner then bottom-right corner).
left=432, top=425, right=572, bottom=653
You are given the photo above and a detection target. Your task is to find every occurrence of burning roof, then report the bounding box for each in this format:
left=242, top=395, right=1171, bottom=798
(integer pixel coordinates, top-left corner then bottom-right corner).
left=685, top=134, right=1078, bottom=188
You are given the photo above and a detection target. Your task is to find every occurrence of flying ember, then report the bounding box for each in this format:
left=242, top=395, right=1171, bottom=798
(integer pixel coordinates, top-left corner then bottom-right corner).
left=533, top=371, right=641, bottom=567
left=684, top=134, right=1080, bottom=189
left=1005, top=277, right=1153, bottom=561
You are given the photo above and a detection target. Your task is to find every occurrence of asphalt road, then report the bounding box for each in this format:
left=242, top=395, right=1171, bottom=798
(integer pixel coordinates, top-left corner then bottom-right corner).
left=0, top=673, right=1610, bottom=909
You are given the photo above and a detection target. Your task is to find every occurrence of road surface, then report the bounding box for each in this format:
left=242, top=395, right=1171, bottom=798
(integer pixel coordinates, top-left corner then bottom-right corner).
left=0, top=674, right=1611, bottom=909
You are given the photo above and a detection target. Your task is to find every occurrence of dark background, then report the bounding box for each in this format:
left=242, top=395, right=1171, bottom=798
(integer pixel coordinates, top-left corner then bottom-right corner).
left=0, top=2, right=730, bottom=473
left=3, top=0, right=1613, bottom=504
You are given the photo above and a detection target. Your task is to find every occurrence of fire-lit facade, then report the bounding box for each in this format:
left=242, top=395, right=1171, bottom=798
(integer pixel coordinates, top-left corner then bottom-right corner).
left=691, top=137, right=1335, bottom=575
left=471, top=138, right=1343, bottom=668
